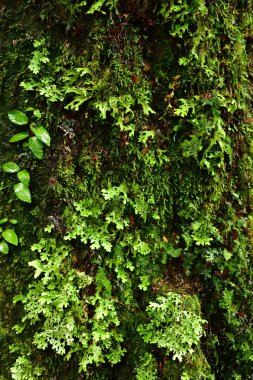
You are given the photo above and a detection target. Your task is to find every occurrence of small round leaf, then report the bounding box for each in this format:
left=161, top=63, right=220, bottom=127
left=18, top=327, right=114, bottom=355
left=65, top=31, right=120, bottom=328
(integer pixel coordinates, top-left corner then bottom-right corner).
left=0, top=240, right=9, bottom=254
left=14, top=183, right=32, bottom=203
left=9, top=132, right=29, bottom=143
left=8, top=110, right=29, bottom=125
left=2, top=229, right=18, bottom=246
left=2, top=162, right=20, bottom=173
left=0, top=218, right=8, bottom=225
left=17, top=170, right=30, bottom=186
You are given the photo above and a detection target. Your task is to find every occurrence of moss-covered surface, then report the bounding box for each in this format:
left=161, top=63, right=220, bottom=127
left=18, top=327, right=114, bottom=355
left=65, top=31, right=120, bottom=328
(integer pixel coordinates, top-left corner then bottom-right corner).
left=0, top=1, right=253, bottom=379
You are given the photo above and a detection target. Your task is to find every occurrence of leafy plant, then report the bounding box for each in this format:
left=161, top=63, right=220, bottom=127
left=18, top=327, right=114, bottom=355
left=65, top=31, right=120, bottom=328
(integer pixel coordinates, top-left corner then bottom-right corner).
left=8, top=109, right=51, bottom=160
left=13, top=237, right=125, bottom=373
left=138, top=292, right=206, bottom=362
left=0, top=221, right=19, bottom=253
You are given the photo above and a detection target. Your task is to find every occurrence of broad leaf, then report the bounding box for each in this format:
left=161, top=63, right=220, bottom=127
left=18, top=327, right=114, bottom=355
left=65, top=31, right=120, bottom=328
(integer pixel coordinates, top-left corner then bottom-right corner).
left=2, top=229, right=18, bottom=246
left=8, top=110, right=29, bottom=125
left=2, top=162, right=20, bottom=173
left=14, top=183, right=32, bottom=203
left=29, top=137, right=43, bottom=159
left=9, top=132, right=29, bottom=143
left=17, top=170, right=30, bottom=186
left=0, top=240, right=9, bottom=254
left=31, top=126, right=51, bottom=146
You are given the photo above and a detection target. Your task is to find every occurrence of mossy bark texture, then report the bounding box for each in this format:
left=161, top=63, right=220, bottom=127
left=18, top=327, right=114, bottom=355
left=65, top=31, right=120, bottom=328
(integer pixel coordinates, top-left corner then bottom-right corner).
left=0, top=1, right=253, bottom=379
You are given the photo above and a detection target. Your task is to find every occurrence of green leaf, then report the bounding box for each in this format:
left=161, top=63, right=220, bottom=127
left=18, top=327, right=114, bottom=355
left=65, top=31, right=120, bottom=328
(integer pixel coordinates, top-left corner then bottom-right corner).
left=10, top=219, right=18, bottom=225
left=31, top=126, right=51, bottom=146
left=33, top=109, right=41, bottom=119
left=14, top=183, right=32, bottom=203
left=0, top=218, right=8, bottom=224
left=8, top=110, right=29, bottom=125
left=0, top=240, right=9, bottom=254
left=17, top=170, right=30, bottom=186
left=9, top=132, right=29, bottom=143
left=2, top=229, right=18, bottom=246
left=2, top=162, right=20, bottom=173
left=29, top=137, right=43, bottom=159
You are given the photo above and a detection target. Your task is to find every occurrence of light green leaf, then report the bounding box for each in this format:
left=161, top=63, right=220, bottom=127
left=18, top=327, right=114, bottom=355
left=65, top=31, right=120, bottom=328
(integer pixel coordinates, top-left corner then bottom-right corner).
left=0, top=240, right=9, bottom=254
left=17, top=170, right=30, bottom=186
left=14, top=183, right=32, bottom=203
left=87, top=0, right=106, bottom=14
left=8, top=110, right=29, bottom=125
left=0, top=218, right=8, bottom=224
left=29, top=137, right=43, bottom=159
left=2, top=229, right=18, bottom=246
left=2, top=162, right=20, bottom=173
left=33, top=109, right=41, bottom=118
left=31, top=126, right=50, bottom=146
left=9, top=132, right=29, bottom=143
left=10, top=219, right=18, bottom=225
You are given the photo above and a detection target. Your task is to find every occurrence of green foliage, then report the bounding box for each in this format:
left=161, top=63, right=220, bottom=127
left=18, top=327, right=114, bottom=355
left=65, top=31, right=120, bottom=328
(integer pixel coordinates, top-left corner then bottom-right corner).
left=2, top=162, right=20, bottom=173
left=86, top=0, right=118, bottom=14
left=0, top=0, right=253, bottom=378
left=1, top=109, right=50, bottom=208
left=8, top=110, right=29, bottom=126
left=2, top=229, right=18, bottom=246
left=11, top=356, right=44, bottom=380
left=13, top=237, right=125, bottom=373
left=28, top=136, right=43, bottom=160
left=9, top=132, right=30, bottom=143
left=0, top=240, right=9, bottom=254
left=14, top=183, right=32, bottom=204
left=0, top=217, right=19, bottom=253
left=135, top=353, right=157, bottom=380
left=30, top=126, right=51, bottom=147
left=138, top=292, right=205, bottom=361
left=20, top=30, right=153, bottom=124
left=7, top=109, right=51, bottom=160
left=17, top=170, right=30, bottom=186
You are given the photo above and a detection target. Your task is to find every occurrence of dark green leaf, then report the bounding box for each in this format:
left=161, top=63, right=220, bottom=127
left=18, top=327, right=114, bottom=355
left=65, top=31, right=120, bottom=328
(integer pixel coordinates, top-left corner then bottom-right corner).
left=8, top=110, right=29, bottom=125
left=2, top=229, right=18, bottom=246
left=17, top=170, right=30, bottom=186
left=2, top=162, right=20, bottom=173
left=31, top=126, right=50, bottom=147
left=28, top=137, right=43, bottom=159
left=9, top=132, right=29, bottom=143
left=0, top=240, right=9, bottom=254
left=14, top=183, right=32, bottom=203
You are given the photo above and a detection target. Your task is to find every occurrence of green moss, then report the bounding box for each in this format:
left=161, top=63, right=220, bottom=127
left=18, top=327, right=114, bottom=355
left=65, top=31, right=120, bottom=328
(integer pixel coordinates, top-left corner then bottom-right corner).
left=0, top=0, right=252, bottom=378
